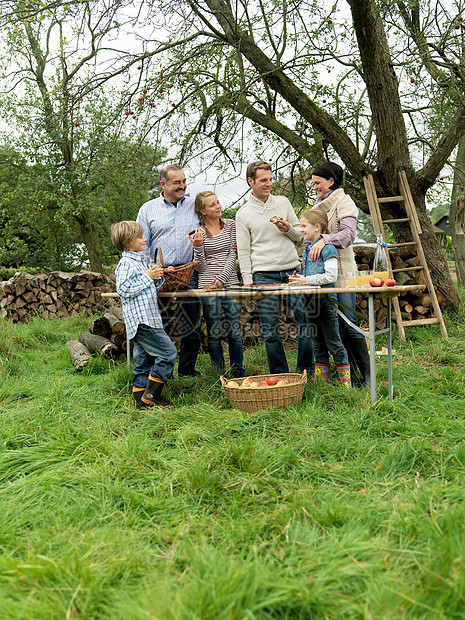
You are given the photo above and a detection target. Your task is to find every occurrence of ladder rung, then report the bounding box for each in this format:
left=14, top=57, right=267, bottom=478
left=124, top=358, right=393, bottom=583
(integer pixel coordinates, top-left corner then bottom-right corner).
left=382, top=218, right=411, bottom=224
left=402, top=317, right=440, bottom=327
left=392, top=266, right=424, bottom=273
left=377, top=196, right=405, bottom=203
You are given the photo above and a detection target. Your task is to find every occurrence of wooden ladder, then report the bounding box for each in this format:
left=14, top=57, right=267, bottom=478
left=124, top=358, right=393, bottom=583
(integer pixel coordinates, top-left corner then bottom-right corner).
left=363, top=171, right=448, bottom=340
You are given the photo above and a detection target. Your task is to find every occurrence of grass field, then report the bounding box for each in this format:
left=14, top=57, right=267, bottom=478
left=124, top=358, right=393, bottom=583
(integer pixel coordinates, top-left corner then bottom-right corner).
left=1, top=302, right=465, bottom=619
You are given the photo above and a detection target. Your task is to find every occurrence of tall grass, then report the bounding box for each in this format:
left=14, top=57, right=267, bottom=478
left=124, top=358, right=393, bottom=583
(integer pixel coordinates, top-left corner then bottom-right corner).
left=0, top=308, right=464, bottom=619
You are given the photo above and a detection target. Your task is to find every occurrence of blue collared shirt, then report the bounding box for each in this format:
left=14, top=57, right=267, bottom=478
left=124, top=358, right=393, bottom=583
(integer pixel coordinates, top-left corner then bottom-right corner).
left=114, top=251, right=164, bottom=340
left=136, top=193, right=199, bottom=266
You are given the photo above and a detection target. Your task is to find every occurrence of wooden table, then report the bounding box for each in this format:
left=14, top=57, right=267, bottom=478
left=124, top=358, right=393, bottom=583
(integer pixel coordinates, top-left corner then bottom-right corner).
left=103, top=284, right=425, bottom=403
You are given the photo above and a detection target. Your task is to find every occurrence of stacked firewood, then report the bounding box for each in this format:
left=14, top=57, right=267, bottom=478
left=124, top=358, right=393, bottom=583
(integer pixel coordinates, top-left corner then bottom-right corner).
left=237, top=298, right=298, bottom=347
left=0, top=271, right=116, bottom=323
left=354, top=247, right=446, bottom=327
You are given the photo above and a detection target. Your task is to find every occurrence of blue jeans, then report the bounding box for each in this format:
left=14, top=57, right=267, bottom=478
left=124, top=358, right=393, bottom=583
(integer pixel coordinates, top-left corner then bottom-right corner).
left=158, top=272, right=201, bottom=375
left=201, top=296, right=244, bottom=377
left=306, top=296, right=348, bottom=365
left=253, top=271, right=314, bottom=374
left=132, top=324, right=178, bottom=387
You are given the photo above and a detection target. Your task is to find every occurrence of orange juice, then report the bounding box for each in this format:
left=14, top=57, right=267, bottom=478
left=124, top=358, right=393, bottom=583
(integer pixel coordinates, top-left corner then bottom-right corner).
left=372, top=271, right=389, bottom=282
left=356, top=272, right=373, bottom=286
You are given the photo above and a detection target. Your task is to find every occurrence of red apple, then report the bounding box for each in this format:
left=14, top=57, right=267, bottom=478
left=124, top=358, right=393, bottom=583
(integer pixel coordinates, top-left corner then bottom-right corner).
left=369, top=277, right=384, bottom=287
left=267, top=377, right=278, bottom=386
left=258, top=381, right=269, bottom=387
left=386, top=278, right=396, bottom=286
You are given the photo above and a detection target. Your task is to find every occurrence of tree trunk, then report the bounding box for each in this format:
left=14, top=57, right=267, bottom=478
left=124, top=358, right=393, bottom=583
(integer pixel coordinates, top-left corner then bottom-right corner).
left=450, top=135, right=465, bottom=288
left=450, top=196, right=465, bottom=288
left=76, top=212, right=104, bottom=273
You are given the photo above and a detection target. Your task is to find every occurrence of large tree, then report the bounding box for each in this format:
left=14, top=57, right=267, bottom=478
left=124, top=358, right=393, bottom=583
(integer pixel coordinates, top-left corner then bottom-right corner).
left=140, top=0, right=465, bottom=307
left=0, top=0, right=164, bottom=271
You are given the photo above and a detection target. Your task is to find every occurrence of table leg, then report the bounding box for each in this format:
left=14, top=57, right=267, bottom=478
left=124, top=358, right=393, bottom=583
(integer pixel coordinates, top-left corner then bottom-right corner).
left=387, top=299, right=393, bottom=400
left=368, top=293, right=377, bottom=403
left=126, top=332, right=131, bottom=371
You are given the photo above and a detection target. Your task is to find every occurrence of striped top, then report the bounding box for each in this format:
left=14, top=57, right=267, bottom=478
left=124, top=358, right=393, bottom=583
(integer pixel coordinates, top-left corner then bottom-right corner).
left=193, top=219, right=239, bottom=287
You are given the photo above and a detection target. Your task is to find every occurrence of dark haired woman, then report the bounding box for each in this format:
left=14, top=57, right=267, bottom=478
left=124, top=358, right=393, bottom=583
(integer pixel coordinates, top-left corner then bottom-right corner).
left=189, top=191, right=244, bottom=377
left=308, top=162, right=371, bottom=386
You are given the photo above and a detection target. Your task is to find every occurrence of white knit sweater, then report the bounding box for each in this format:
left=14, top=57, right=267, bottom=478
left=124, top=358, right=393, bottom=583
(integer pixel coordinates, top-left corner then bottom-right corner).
left=236, top=193, right=302, bottom=285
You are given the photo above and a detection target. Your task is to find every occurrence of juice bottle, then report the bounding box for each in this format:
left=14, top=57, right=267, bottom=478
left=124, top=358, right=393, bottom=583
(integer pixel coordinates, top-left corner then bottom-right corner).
left=373, top=234, right=389, bottom=281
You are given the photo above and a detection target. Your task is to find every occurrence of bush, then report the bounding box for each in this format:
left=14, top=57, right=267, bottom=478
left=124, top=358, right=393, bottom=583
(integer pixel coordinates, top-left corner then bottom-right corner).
left=0, top=265, right=43, bottom=281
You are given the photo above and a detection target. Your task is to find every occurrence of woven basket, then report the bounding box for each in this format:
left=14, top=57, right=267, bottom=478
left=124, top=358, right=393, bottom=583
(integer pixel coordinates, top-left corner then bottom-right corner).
left=154, top=247, right=198, bottom=292
left=220, top=371, right=307, bottom=413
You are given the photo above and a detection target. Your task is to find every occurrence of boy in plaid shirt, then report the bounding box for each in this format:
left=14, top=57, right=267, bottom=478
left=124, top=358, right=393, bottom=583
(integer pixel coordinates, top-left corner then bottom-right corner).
left=111, top=221, right=177, bottom=409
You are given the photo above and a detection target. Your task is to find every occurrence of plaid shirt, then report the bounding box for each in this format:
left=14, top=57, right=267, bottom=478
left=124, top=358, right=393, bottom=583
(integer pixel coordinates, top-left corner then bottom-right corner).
left=115, top=251, right=164, bottom=340
left=137, top=193, right=199, bottom=266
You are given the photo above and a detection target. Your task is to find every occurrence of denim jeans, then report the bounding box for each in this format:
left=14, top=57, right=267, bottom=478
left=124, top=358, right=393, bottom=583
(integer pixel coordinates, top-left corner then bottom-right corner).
left=132, top=324, right=178, bottom=387
left=306, top=296, right=348, bottom=365
left=201, top=296, right=244, bottom=377
left=253, top=270, right=314, bottom=374
left=157, top=272, right=201, bottom=375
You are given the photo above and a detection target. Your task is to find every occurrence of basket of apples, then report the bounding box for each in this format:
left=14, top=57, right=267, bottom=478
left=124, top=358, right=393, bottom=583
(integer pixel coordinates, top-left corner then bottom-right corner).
left=221, top=370, right=307, bottom=413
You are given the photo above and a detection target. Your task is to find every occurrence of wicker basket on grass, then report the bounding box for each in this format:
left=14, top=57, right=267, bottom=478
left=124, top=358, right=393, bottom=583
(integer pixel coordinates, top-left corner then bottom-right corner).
left=220, top=370, right=307, bottom=413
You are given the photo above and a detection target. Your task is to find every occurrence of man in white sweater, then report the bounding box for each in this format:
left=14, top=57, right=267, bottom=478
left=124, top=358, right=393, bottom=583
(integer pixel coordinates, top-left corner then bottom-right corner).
left=236, top=161, right=314, bottom=375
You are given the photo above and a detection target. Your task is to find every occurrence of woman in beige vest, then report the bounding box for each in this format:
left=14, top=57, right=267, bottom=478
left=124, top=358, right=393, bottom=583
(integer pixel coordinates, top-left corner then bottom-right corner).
left=308, top=162, right=371, bottom=386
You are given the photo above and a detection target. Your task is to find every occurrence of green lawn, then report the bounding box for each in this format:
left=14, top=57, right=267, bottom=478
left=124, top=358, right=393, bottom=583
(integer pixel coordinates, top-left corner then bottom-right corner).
left=1, top=308, right=464, bottom=619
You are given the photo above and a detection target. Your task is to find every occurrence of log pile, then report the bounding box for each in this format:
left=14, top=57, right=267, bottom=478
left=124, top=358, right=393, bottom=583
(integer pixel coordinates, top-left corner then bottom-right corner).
left=66, top=305, right=129, bottom=370
left=0, top=271, right=116, bottom=323
left=236, top=298, right=298, bottom=347
left=87, top=305, right=131, bottom=355
left=354, top=246, right=446, bottom=327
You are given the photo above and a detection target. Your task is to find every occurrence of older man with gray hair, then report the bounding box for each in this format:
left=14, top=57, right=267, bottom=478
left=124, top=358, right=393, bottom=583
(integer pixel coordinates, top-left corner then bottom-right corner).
left=137, top=163, right=201, bottom=377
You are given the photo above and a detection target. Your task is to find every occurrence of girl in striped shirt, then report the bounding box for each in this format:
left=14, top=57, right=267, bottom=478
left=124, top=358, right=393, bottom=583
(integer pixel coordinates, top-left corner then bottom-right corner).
left=189, top=191, right=244, bottom=377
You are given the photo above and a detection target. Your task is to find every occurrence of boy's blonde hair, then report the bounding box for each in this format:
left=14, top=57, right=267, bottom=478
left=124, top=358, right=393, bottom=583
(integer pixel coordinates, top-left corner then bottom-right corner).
left=300, top=208, right=329, bottom=233
left=111, top=221, right=144, bottom=253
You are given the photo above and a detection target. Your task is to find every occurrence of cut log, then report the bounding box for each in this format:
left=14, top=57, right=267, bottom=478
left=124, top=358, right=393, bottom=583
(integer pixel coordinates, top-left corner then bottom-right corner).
left=67, top=340, right=92, bottom=371
left=104, top=311, right=125, bottom=335
left=78, top=332, right=118, bottom=357
left=399, top=300, right=413, bottom=313
left=418, top=294, right=432, bottom=307
left=108, top=305, right=124, bottom=322
left=376, top=307, right=388, bottom=327
left=90, top=316, right=112, bottom=338
left=110, top=333, right=125, bottom=347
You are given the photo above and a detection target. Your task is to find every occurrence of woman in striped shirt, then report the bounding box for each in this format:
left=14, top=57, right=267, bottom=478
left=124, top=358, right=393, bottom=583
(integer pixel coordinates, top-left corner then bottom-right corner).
left=189, top=191, right=244, bottom=377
